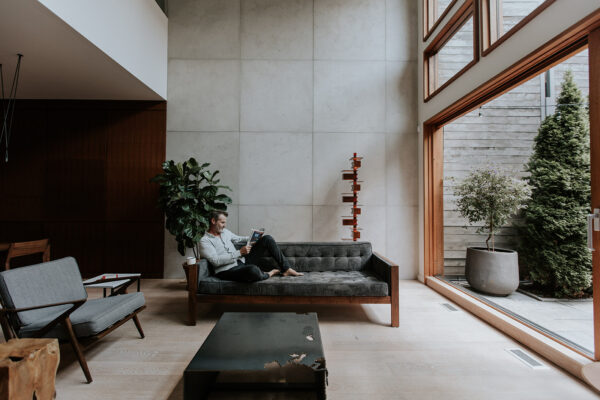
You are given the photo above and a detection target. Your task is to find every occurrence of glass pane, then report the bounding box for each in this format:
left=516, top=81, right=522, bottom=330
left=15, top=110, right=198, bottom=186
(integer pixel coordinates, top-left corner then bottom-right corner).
left=436, top=0, right=454, bottom=22
left=427, top=0, right=454, bottom=32
left=433, top=17, right=474, bottom=90
left=496, top=0, right=548, bottom=40
left=441, top=48, right=592, bottom=355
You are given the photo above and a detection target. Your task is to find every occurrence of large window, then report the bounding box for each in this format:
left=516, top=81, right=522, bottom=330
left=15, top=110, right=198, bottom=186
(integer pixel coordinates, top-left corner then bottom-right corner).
left=424, top=1, right=477, bottom=100
left=424, top=0, right=557, bottom=101
left=423, top=14, right=600, bottom=361
left=442, top=49, right=592, bottom=355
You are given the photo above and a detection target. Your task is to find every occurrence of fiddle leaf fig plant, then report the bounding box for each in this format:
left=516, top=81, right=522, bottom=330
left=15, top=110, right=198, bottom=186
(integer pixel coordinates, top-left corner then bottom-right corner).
left=151, top=158, right=232, bottom=258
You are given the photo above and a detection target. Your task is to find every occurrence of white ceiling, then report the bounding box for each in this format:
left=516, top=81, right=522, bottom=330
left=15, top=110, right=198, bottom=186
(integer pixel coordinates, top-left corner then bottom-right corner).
left=0, top=0, right=164, bottom=100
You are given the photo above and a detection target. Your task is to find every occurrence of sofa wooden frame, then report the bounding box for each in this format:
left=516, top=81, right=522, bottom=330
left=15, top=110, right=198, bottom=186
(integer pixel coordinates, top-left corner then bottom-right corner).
left=186, top=251, right=399, bottom=328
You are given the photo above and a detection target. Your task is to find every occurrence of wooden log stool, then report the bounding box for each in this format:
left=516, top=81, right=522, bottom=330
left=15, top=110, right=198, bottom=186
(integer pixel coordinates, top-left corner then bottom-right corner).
left=0, top=338, right=59, bottom=400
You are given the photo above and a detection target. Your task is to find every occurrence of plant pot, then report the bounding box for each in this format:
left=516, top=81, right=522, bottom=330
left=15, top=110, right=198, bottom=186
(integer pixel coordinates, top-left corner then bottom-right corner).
left=465, top=247, right=519, bottom=296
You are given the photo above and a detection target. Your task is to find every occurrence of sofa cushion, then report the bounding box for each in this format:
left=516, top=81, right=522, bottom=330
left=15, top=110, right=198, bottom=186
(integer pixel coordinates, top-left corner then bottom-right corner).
left=19, top=292, right=146, bottom=339
left=250, top=242, right=372, bottom=272
left=198, top=270, right=388, bottom=297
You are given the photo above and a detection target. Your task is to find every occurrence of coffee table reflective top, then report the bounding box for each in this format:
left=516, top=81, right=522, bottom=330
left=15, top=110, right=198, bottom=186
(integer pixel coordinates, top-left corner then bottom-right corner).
left=184, top=312, right=327, bottom=399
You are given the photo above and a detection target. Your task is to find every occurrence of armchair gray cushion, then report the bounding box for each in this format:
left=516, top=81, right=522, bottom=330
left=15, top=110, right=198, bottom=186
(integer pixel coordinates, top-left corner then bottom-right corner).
left=0, top=257, right=87, bottom=326
left=20, top=292, right=146, bottom=338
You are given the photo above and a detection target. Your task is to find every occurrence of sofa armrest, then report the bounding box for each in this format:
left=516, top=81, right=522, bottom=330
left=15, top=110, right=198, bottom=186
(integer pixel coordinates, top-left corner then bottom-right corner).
left=183, top=259, right=210, bottom=290
left=370, top=252, right=399, bottom=327
left=369, top=252, right=397, bottom=283
left=185, top=259, right=210, bottom=326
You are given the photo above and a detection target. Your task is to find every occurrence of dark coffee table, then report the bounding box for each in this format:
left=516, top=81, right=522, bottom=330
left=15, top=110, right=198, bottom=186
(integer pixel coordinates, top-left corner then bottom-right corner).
left=184, top=312, right=327, bottom=399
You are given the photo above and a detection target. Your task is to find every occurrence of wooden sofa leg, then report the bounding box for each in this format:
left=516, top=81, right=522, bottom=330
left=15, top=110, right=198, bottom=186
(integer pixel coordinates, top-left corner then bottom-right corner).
left=391, top=296, right=399, bottom=327
left=64, top=317, right=93, bottom=383
left=188, top=293, right=197, bottom=326
left=132, top=314, right=145, bottom=338
left=188, top=264, right=198, bottom=326
left=391, top=265, right=399, bottom=328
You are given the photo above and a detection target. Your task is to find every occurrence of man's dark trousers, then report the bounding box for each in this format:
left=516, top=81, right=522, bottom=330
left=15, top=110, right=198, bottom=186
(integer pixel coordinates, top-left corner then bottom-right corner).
left=215, top=235, right=291, bottom=282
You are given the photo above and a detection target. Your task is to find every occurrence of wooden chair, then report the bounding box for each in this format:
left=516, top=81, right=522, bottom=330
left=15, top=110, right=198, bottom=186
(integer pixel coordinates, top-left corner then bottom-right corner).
left=4, top=239, right=50, bottom=270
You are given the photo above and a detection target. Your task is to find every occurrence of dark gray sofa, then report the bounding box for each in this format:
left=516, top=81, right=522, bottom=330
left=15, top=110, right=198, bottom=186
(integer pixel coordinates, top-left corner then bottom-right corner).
left=187, top=242, right=399, bottom=327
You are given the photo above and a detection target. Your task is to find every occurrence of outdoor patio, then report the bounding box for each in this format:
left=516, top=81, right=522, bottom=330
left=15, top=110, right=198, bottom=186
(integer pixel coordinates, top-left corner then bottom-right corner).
left=444, top=277, right=594, bottom=355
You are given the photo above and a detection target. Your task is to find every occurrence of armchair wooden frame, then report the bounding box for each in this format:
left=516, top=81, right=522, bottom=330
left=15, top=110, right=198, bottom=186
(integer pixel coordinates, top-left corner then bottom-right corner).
left=185, top=252, right=399, bottom=328
left=0, top=298, right=146, bottom=383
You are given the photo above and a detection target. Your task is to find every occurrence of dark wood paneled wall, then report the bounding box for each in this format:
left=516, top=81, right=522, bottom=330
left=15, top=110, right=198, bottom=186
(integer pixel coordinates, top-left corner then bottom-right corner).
left=0, top=100, right=166, bottom=278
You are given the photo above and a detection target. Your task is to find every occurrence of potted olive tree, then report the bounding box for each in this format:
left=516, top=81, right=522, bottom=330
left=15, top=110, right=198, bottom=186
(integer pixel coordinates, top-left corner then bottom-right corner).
left=151, top=158, right=232, bottom=259
left=453, top=167, right=530, bottom=295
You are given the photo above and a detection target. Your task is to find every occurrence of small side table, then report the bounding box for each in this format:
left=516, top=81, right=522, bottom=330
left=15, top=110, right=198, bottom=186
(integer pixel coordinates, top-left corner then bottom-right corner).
left=83, top=273, right=141, bottom=297
left=0, top=338, right=60, bottom=400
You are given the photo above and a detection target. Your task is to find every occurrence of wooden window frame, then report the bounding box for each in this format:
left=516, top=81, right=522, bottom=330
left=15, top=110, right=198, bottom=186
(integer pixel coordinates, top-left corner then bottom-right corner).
left=424, top=0, right=479, bottom=102
left=423, top=0, right=459, bottom=42
left=481, top=0, right=556, bottom=56
left=423, top=9, right=600, bottom=360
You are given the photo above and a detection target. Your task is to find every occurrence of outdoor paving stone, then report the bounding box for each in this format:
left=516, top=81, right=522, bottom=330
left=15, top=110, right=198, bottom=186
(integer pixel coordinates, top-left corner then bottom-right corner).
left=449, top=279, right=594, bottom=353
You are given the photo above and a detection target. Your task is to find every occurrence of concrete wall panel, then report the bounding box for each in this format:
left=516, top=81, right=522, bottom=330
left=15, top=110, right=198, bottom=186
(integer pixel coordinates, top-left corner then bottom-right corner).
left=167, top=60, right=240, bottom=132
left=166, top=0, right=418, bottom=278
left=169, top=0, right=240, bottom=60
left=241, top=60, right=313, bottom=132
left=241, top=0, right=313, bottom=60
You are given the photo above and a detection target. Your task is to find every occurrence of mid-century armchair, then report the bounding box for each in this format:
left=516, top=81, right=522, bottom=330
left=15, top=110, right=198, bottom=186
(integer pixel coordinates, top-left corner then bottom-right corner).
left=0, top=257, right=146, bottom=383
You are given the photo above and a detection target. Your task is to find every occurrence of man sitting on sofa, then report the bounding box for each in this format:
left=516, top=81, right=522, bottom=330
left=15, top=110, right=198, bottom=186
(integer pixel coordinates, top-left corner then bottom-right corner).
left=199, top=210, right=303, bottom=282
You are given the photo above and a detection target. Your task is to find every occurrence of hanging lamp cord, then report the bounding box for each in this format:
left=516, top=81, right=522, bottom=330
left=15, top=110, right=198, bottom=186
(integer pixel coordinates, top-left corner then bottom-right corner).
left=1, top=54, right=23, bottom=163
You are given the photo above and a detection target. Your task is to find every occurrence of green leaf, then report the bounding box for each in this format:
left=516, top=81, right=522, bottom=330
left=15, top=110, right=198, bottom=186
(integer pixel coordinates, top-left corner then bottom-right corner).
left=150, top=158, right=235, bottom=259
left=518, top=70, right=591, bottom=297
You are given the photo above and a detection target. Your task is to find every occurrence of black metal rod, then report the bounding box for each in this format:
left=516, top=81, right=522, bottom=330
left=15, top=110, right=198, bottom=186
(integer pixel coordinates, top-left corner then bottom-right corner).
left=1, top=54, right=23, bottom=162
left=6, top=55, right=22, bottom=145
left=0, top=63, right=6, bottom=150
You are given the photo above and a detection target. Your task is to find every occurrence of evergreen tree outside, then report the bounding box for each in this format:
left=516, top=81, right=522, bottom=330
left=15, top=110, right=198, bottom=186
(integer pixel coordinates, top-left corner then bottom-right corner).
left=519, top=71, right=591, bottom=298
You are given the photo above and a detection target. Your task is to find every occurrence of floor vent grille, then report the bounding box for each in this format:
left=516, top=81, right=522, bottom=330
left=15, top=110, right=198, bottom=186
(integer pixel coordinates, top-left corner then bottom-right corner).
left=506, top=348, right=548, bottom=369
left=441, top=303, right=458, bottom=311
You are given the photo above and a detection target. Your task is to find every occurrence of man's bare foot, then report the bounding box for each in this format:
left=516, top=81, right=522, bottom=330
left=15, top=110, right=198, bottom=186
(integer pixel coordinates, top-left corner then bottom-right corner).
left=282, top=268, right=304, bottom=277
left=268, top=269, right=280, bottom=278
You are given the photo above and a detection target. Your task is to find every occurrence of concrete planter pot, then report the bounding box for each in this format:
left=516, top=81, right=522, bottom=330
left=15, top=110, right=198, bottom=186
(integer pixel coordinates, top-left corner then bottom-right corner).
left=465, top=247, right=519, bottom=296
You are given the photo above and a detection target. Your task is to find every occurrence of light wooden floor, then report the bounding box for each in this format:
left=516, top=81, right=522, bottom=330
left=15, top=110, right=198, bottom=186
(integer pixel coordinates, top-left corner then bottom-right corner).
left=54, top=279, right=600, bottom=399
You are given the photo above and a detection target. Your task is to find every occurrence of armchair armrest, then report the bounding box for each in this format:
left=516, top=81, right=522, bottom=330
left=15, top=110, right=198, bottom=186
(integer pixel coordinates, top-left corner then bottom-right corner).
left=0, top=298, right=86, bottom=339
left=0, top=298, right=86, bottom=314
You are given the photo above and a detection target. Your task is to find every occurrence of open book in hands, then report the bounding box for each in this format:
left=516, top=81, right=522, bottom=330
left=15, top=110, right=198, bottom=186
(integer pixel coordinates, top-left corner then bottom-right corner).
left=249, top=228, right=265, bottom=246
